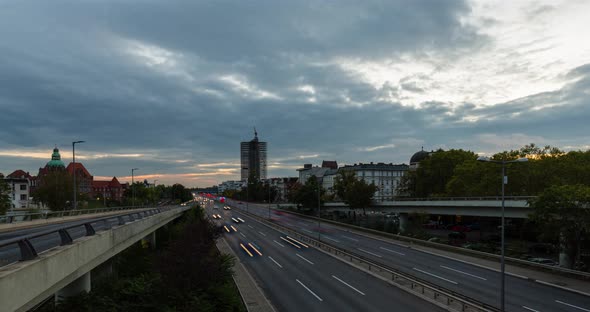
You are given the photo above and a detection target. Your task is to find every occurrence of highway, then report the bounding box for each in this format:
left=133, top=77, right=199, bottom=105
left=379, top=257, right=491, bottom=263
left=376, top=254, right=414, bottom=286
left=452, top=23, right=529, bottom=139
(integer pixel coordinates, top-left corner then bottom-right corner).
left=228, top=200, right=590, bottom=312
left=204, top=200, right=444, bottom=312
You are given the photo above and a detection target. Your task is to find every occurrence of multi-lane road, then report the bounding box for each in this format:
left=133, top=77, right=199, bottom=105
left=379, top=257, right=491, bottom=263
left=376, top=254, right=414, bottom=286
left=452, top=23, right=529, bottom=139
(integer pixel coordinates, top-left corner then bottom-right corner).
left=204, top=199, right=444, bottom=312
left=224, top=200, right=590, bottom=312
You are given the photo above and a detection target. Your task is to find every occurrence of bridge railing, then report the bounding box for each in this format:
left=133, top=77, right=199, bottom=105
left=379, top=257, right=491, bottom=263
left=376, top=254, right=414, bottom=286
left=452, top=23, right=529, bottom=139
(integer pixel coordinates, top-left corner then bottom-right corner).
left=392, top=196, right=536, bottom=201
left=0, top=207, right=173, bottom=265
left=0, top=205, right=169, bottom=224
left=238, top=206, right=499, bottom=312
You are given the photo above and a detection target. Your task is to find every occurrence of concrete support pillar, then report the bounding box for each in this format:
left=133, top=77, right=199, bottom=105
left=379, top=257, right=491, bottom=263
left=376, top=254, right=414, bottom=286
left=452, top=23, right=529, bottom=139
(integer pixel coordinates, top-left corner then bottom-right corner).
left=55, top=272, right=91, bottom=303
left=141, top=231, right=156, bottom=249
left=398, top=213, right=408, bottom=233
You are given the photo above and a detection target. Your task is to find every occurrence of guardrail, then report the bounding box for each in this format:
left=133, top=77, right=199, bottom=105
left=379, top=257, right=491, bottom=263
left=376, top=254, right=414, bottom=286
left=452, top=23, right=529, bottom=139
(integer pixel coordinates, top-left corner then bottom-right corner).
left=0, top=205, right=163, bottom=224
left=274, top=208, right=590, bottom=281
left=237, top=207, right=499, bottom=312
left=0, top=207, right=170, bottom=264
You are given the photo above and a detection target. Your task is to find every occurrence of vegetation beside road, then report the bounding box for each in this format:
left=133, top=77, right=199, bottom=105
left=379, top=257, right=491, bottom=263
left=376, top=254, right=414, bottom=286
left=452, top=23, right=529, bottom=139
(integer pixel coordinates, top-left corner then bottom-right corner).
left=40, top=205, right=245, bottom=312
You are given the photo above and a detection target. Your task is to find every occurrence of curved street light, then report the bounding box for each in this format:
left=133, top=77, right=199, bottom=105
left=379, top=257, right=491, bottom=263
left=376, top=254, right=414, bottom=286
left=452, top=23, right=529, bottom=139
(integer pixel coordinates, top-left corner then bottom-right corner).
left=477, top=156, right=528, bottom=311
left=72, top=140, right=85, bottom=210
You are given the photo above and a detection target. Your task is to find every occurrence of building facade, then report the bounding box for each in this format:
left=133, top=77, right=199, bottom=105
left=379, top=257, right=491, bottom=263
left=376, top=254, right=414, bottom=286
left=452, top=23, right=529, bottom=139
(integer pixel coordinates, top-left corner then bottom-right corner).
left=240, top=129, right=267, bottom=181
left=66, top=162, right=93, bottom=195
left=92, top=177, right=124, bottom=201
left=339, top=162, right=409, bottom=201
left=218, top=180, right=245, bottom=193
left=4, top=170, right=33, bottom=209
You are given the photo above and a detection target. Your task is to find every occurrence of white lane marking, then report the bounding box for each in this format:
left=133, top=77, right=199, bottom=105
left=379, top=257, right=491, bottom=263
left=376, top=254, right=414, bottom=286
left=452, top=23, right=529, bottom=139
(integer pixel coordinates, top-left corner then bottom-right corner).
left=379, top=246, right=405, bottom=256
left=342, top=235, right=359, bottom=242
left=522, top=306, right=541, bottom=312
left=258, top=231, right=267, bottom=236
left=268, top=256, right=283, bottom=268
left=413, top=268, right=458, bottom=285
left=296, top=279, right=323, bottom=302
left=248, top=225, right=254, bottom=229
left=281, top=236, right=301, bottom=249
left=323, top=236, right=340, bottom=243
left=357, top=248, right=382, bottom=258
left=273, top=240, right=285, bottom=247
left=301, top=228, right=314, bottom=234
left=296, top=253, right=314, bottom=265
left=332, top=275, right=365, bottom=296
left=299, top=222, right=309, bottom=227
left=440, top=265, right=487, bottom=281
left=240, top=233, right=247, bottom=238
left=555, top=300, right=590, bottom=312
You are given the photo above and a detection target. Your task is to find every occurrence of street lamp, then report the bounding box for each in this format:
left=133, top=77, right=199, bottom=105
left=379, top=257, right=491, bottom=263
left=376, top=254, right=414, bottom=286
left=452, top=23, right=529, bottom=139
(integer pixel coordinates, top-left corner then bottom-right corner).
left=131, top=168, right=139, bottom=207
left=72, top=140, right=85, bottom=210
left=268, top=180, right=272, bottom=220
left=477, top=155, right=528, bottom=312
left=317, top=176, right=321, bottom=241
left=246, top=181, right=254, bottom=213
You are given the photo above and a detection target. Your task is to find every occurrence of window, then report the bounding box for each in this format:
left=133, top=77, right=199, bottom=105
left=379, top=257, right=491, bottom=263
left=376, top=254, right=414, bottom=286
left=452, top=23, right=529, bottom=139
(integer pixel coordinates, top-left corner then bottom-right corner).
left=20, top=194, right=27, bottom=200
left=20, top=184, right=27, bottom=190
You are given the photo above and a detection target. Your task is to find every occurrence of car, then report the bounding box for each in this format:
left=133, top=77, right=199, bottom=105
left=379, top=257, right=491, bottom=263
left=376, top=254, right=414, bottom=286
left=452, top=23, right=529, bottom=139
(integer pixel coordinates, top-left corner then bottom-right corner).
left=448, top=231, right=466, bottom=239
left=529, top=258, right=557, bottom=266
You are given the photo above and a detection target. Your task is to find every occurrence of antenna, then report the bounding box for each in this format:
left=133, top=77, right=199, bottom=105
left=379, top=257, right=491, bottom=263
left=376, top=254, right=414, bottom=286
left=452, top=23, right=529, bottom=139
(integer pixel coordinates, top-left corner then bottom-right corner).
left=254, top=126, right=258, bottom=138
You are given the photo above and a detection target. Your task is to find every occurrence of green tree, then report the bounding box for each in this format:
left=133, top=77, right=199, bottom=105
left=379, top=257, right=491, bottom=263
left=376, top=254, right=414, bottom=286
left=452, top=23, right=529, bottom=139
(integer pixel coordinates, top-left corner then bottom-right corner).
left=529, top=184, right=590, bottom=268
left=33, top=171, right=74, bottom=211
left=334, top=170, right=378, bottom=213
left=292, top=176, right=324, bottom=210
left=399, top=149, right=477, bottom=197
left=0, top=174, right=10, bottom=215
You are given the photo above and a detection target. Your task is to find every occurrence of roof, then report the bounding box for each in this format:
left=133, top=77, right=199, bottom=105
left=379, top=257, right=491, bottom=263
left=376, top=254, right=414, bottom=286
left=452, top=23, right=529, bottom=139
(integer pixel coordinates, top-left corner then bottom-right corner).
left=66, top=162, right=93, bottom=178
left=46, top=147, right=65, bottom=168
left=93, top=177, right=122, bottom=188
left=340, top=162, right=409, bottom=171
left=7, top=170, right=32, bottom=179
left=321, top=160, right=338, bottom=169
left=410, top=150, right=430, bottom=164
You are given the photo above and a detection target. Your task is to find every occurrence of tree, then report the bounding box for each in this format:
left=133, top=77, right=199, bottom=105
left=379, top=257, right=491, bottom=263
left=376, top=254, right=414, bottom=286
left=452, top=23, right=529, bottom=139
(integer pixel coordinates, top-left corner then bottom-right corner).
left=0, top=174, right=11, bottom=215
left=334, top=170, right=378, bottom=214
left=292, top=176, right=324, bottom=210
left=399, top=149, right=478, bottom=197
left=33, top=171, right=74, bottom=211
left=529, top=184, right=590, bottom=268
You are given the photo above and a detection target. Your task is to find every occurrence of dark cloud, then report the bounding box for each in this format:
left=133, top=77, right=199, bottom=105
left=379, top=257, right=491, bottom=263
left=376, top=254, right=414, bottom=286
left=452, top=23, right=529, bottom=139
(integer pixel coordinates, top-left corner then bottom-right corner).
left=0, top=1, right=587, bottom=186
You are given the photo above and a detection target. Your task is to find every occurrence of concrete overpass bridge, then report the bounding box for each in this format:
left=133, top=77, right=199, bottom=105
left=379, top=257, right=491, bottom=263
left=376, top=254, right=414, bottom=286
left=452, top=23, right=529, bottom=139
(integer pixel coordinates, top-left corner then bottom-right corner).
left=0, top=206, right=189, bottom=312
left=323, top=196, right=534, bottom=219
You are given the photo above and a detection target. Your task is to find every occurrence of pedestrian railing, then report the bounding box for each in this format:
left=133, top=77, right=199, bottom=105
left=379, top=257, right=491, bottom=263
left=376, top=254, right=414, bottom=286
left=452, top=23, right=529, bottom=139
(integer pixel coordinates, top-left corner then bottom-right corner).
left=0, top=207, right=172, bottom=265
left=0, top=205, right=167, bottom=224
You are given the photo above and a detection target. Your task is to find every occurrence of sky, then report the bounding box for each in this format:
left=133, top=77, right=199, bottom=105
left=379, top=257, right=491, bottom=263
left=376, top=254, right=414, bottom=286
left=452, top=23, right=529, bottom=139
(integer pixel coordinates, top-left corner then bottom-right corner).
left=1, top=0, right=589, bottom=187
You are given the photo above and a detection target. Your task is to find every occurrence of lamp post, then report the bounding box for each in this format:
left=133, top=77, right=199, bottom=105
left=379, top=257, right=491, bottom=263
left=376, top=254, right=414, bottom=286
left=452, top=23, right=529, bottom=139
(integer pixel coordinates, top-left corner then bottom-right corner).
left=317, top=176, right=321, bottom=241
left=131, top=168, right=139, bottom=207
left=72, top=140, right=85, bottom=210
left=268, top=180, right=272, bottom=220
left=477, top=156, right=528, bottom=312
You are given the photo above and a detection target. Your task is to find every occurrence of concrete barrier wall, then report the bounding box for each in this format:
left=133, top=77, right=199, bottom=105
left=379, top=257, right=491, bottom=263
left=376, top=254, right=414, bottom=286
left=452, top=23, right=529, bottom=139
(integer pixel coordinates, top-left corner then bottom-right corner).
left=0, top=207, right=189, bottom=312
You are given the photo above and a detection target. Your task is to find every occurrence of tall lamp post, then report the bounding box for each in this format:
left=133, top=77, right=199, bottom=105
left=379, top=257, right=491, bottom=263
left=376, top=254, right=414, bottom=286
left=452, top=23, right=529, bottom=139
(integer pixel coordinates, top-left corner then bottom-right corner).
left=477, top=156, right=528, bottom=312
left=317, top=176, right=321, bottom=241
left=268, top=180, right=272, bottom=220
left=131, top=168, right=139, bottom=207
left=72, top=140, right=85, bottom=210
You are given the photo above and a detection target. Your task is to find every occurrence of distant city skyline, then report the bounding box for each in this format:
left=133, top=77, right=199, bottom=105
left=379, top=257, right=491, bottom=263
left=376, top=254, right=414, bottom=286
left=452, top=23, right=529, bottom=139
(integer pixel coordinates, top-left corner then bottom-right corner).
left=1, top=1, right=589, bottom=187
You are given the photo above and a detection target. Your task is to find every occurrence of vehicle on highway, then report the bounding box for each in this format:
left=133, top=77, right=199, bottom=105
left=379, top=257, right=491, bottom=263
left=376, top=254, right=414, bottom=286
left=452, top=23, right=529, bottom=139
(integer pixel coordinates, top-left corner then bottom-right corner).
left=231, top=217, right=240, bottom=223
left=528, top=258, right=558, bottom=266
left=448, top=231, right=466, bottom=239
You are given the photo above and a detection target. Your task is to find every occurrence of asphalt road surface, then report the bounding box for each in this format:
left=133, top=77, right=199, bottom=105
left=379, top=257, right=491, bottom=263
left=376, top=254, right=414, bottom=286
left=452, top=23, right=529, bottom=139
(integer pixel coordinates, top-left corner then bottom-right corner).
left=204, top=200, right=445, bottom=312
left=227, top=200, right=590, bottom=312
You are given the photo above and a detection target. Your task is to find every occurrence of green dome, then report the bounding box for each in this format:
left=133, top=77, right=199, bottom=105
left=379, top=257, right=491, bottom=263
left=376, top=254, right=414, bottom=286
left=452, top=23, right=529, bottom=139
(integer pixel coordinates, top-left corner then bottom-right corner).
left=46, top=147, right=65, bottom=168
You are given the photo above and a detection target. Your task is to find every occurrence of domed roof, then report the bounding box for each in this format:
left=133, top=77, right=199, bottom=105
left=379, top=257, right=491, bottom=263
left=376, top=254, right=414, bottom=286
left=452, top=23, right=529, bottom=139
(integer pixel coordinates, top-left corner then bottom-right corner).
left=46, top=147, right=65, bottom=168
left=410, top=149, right=430, bottom=164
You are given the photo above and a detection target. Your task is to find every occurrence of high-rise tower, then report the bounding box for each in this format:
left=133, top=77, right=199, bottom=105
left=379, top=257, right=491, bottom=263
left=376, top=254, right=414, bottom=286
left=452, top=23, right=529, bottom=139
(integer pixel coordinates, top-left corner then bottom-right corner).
left=240, top=128, right=267, bottom=181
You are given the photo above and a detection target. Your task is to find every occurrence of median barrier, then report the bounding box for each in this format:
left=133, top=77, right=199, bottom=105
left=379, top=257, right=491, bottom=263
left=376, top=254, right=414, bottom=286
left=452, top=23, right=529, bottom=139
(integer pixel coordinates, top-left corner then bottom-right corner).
left=274, top=208, right=590, bottom=281
left=240, top=208, right=499, bottom=312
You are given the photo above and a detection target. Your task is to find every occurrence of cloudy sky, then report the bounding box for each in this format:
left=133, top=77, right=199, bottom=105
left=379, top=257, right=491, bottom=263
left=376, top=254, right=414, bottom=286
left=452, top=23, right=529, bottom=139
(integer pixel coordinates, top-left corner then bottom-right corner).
left=1, top=0, right=589, bottom=187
